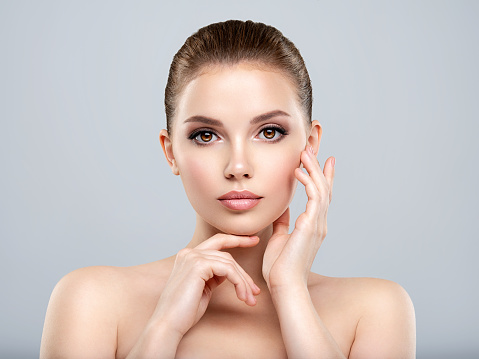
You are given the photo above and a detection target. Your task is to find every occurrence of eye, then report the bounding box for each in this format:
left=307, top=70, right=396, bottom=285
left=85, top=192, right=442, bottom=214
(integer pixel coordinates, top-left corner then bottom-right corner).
left=189, top=130, right=218, bottom=144
left=257, top=126, right=287, bottom=141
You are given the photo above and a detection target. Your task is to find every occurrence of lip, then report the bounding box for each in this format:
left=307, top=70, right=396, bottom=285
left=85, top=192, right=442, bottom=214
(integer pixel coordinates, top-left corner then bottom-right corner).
left=218, top=190, right=263, bottom=210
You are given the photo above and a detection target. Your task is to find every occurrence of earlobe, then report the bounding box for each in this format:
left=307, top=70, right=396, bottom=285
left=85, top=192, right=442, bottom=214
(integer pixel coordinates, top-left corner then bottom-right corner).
left=306, top=120, right=322, bottom=155
left=159, top=129, right=180, bottom=175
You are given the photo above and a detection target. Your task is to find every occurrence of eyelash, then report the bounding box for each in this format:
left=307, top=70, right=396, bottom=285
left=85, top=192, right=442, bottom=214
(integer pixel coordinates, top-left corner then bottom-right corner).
left=188, top=125, right=288, bottom=145
left=188, top=128, right=219, bottom=145
left=257, top=125, right=288, bottom=142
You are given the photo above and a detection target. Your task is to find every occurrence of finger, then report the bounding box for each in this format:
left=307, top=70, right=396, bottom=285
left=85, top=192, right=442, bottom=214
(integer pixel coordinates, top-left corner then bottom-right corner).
left=301, top=149, right=335, bottom=204
left=323, top=156, right=335, bottom=203
left=205, top=258, right=257, bottom=306
left=177, top=249, right=255, bottom=304
left=196, top=233, right=259, bottom=251
left=295, top=167, right=320, bottom=217
left=204, top=275, right=226, bottom=294
left=197, top=255, right=247, bottom=302
left=301, top=148, right=325, bottom=190
left=202, top=251, right=259, bottom=298
left=272, top=207, right=290, bottom=236
left=196, top=235, right=260, bottom=300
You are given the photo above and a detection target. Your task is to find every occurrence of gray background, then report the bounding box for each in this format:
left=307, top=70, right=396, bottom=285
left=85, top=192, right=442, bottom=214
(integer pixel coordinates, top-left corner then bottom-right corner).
left=1, top=1, right=478, bottom=358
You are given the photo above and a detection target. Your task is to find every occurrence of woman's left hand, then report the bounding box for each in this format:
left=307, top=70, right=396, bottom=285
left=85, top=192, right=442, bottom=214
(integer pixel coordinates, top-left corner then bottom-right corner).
left=263, top=146, right=335, bottom=290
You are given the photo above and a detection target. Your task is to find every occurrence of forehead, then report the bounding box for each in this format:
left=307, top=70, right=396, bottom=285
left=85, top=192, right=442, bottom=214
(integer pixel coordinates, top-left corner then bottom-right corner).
left=174, top=63, right=305, bottom=130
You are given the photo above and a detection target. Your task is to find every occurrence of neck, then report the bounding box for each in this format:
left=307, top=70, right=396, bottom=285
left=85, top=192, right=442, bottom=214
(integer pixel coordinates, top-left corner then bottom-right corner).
left=186, top=214, right=273, bottom=286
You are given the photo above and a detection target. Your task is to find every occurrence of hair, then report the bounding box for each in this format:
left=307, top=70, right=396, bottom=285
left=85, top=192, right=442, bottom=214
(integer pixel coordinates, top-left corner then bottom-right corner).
left=164, top=19, right=312, bottom=134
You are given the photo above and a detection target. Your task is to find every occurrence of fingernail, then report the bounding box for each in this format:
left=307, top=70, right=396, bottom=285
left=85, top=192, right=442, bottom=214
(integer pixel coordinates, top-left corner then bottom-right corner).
left=308, top=146, right=314, bottom=155
left=332, top=157, right=336, bottom=167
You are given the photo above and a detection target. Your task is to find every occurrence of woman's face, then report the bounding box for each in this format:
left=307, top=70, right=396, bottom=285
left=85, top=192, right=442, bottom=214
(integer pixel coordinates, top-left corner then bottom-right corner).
left=162, top=63, right=320, bottom=236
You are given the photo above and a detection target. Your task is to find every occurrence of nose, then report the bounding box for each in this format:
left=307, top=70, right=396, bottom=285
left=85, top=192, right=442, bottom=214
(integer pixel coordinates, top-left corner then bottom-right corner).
left=224, top=142, right=254, bottom=180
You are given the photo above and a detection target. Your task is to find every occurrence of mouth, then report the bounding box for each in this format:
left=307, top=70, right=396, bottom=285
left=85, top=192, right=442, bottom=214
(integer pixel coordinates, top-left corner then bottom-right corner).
left=218, top=190, right=263, bottom=211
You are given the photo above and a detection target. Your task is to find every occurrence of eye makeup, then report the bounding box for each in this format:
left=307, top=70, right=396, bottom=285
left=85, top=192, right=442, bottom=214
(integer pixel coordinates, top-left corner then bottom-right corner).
left=256, top=124, right=288, bottom=143
left=188, top=127, right=219, bottom=145
left=186, top=122, right=290, bottom=146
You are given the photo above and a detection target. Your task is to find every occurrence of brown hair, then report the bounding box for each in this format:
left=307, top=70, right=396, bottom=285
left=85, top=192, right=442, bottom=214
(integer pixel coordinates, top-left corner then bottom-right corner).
left=164, top=20, right=312, bottom=134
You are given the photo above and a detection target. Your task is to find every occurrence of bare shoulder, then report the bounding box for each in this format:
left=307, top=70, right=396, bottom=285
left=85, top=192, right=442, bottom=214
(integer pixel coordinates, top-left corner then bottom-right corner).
left=52, top=265, right=127, bottom=300
left=307, top=274, right=411, bottom=309
left=45, top=257, right=176, bottom=319
left=40, top=257, right=176, bottom=359
left=308, top=274, right=416, bottom=358
left=309, top=274, right=413, bottom=307
left=49, top=255, right=176, bottom=304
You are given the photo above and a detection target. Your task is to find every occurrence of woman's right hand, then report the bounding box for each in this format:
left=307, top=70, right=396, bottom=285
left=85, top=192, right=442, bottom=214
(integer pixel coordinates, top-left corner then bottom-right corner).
left=150, top=233, right=261, bottom=338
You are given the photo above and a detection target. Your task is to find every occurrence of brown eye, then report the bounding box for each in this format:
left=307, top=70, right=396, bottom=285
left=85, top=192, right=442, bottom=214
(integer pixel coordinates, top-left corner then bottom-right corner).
left=262, top=128, right=276, bottom=139
left=200, top=132, right=213, bottom=142
left=189, top=130, right=218, bottom=144
left=257, top=126, right=286, bottom=142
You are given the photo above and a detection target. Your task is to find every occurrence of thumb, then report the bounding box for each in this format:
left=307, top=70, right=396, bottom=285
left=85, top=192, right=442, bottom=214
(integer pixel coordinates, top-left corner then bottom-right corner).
left=272, top=208, right=290, bottom=236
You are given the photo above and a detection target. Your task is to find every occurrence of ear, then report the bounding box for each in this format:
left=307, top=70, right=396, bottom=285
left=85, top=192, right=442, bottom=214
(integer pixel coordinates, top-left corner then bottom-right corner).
left=159, top=129, right=179, bottom=175
left=306, top=120, right=322, bottom=155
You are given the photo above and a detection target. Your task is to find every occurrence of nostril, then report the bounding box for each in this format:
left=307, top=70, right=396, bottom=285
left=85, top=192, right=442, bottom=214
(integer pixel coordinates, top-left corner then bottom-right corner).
left=225, top=171, right=252, bottom=180
left=224, top=150, right=254, bottom=179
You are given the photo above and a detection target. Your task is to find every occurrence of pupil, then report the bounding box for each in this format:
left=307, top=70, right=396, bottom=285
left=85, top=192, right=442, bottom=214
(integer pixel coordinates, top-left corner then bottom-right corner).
left=264, top=129, right=275, bottom=139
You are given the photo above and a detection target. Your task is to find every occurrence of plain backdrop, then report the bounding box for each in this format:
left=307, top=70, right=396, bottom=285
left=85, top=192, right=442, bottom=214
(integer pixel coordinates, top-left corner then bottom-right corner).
left=1, top=1, right=478, bottom=358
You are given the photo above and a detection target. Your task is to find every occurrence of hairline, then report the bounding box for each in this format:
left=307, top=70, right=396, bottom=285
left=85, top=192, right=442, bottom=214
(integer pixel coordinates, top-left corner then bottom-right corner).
left=168, top=61, right=310, bottom=135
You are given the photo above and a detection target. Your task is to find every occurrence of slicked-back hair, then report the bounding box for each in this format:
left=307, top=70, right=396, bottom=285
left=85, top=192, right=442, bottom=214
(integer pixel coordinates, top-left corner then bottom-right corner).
left=165, top=20, right=312, bottom=134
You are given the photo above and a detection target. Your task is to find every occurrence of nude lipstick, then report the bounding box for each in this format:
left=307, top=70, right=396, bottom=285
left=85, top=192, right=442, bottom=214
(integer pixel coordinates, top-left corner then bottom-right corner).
left=218, top=190, right=262, bottom=210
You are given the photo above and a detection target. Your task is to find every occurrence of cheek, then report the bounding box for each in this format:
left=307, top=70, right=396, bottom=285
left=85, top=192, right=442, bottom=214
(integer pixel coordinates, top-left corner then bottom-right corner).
left=177, top=153, right=218, bottom=203
left=262, top=149, right=301, bottom=200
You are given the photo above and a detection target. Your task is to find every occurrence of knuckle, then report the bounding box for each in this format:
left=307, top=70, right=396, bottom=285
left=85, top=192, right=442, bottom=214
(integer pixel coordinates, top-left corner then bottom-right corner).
left=309, top=191, right=319, bottom=201
left=192, top=255, right=203, bottom=266
left=177, top=248, right=191, bottom=259
left=222, top=252, right=235, bottom=261
left=203, top=284, right=213, bottom=297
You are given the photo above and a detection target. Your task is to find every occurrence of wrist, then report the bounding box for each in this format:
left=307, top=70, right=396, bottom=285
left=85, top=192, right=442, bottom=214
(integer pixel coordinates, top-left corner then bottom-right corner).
left=267, top=274, right=308, bottom=294
left=269, top=281, right=310, bottom=305
left=149, top=318, right=184, bottom=342
left=127, top=319, right=183, bottom=359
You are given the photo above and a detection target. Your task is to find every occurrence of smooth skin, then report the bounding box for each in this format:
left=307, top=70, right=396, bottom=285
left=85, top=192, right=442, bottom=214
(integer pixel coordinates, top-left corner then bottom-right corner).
left=40, top=63, right=416, bottom=358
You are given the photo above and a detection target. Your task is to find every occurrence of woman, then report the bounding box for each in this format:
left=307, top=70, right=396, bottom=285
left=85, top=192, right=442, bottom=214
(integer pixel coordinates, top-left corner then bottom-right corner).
left=40, top=20, right=416, bottom=358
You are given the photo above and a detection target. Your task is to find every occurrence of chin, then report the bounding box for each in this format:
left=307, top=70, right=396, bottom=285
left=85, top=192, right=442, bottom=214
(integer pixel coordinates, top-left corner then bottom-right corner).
left=208, top=220, right=262, bottom=236
left=195, top=197, right=293, bottom=237
left=221, top=227, right=263, bottom=236
left=208, top=211, right=283, bottom=237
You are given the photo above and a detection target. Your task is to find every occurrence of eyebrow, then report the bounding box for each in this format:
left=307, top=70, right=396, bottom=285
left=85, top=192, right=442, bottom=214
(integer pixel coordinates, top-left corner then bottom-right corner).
left=183, top=110, right=291, bottom=127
